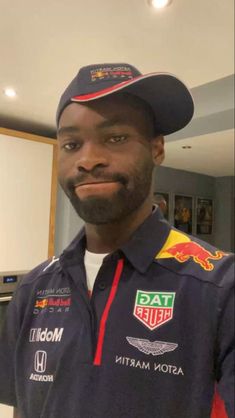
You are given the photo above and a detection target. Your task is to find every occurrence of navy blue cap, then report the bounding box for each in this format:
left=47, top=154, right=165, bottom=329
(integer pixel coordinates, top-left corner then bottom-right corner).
left=56, top=63, right=194, bottom=135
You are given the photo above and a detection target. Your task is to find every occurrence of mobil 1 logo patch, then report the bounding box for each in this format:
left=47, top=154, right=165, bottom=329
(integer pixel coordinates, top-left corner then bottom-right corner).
left=29, top=328, right=64, bottom=343
left=134, top=290, right=176, bottom=331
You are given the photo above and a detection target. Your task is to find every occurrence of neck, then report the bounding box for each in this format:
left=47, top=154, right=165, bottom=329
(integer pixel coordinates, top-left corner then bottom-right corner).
left=85, top=200, right=153, bottom=253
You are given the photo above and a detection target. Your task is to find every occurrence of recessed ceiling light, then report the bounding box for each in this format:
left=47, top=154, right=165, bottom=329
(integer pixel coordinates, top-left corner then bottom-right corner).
left=148, top=0, right=172, bottom=9
left=4, top=88, right=17, bottom=98
left=182, top=145, right=192, bottom=149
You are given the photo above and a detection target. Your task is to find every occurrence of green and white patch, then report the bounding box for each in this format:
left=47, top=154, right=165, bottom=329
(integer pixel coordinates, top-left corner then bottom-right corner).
left=133, top=290, right=176, bottom=330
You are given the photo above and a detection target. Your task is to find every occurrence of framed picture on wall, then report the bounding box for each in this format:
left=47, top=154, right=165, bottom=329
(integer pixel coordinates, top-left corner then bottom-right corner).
left=196, top=197, right=213, bottom=234
left=174, top=194, right=193, bottom=234
left=153, top=192, right=169, bottom=220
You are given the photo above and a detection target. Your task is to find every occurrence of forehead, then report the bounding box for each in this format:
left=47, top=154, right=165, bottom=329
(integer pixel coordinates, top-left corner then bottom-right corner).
left=58, top=95, right=149, bottom=130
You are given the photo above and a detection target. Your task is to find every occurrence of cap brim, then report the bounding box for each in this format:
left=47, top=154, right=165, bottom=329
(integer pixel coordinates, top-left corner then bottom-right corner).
left=71, top=72, right=194, bottom=135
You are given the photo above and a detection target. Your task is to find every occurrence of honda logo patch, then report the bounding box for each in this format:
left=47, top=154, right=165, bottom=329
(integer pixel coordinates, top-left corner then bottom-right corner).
left=34, top=350, right=47, bottom=373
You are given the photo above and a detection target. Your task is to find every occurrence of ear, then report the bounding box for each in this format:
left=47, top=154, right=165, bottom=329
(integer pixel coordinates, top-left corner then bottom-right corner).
left=151, top=135, right=165, bottom=166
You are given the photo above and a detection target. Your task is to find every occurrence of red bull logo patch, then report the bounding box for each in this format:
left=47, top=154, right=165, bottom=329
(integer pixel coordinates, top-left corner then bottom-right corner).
left=34, top=297, right=71, bottom=309
left=33, top=288, right=72, bottom=315
left=90, top=66, right=133, bottom=82
left=156, top=229, right=227, bottom=271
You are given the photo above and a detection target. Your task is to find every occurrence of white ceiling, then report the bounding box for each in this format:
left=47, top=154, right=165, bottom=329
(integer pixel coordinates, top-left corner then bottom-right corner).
left=0, top=0, right=234, bottom=177
left=164, top=129, right=234, bottom=177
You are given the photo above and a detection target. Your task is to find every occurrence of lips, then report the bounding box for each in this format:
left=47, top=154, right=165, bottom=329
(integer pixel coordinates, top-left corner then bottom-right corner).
left=76, top=180, right=116, bottom=188
left=75, top=181, right=121, bottom=197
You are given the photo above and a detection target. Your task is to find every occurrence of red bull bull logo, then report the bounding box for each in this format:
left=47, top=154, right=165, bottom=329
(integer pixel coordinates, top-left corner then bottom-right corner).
left=162, top=241, right=226, bottom=271
left=35, top=299, right=48, bottom=309
left=91, top=70, right=109, bottom=81
left=156, top=229, right=227, bottom=271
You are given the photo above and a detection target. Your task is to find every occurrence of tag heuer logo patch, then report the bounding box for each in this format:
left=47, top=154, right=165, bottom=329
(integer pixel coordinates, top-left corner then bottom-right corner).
left=133, top=290, right=176, bottom=330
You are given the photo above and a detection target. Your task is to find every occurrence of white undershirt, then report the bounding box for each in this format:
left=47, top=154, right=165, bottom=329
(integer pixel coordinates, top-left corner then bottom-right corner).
left=84, top=250, right=109, bottom=293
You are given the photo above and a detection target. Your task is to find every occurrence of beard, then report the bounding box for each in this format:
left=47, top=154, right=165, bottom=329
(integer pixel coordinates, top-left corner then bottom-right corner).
left=60, top=159, right=154, bottom=225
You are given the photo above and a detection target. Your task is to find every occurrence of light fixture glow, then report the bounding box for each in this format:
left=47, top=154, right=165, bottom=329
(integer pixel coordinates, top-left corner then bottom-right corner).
left=150, top=0, right=171, bottom=9
left=4, top=88, right=17, bottom=98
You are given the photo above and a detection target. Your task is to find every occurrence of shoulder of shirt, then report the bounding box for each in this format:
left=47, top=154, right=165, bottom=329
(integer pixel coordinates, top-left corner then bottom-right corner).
left=18, top=256, right=61, bottom=289
left=16, top=230, right=85, bottom=291
left=154, top=227, right=234, bottom=288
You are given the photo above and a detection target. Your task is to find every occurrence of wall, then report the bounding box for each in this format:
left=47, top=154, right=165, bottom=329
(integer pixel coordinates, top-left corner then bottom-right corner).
left=54, top=169, right=234, bottom=255
left=214, top=176, right=234, bottom=252
left=0, top=404, right=13, bottom=418
left=155, top=166, right=215, bottom=196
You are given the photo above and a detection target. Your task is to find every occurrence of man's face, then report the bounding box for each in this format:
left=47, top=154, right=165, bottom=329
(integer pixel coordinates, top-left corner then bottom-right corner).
left=57, top=95, right=163, bottom=224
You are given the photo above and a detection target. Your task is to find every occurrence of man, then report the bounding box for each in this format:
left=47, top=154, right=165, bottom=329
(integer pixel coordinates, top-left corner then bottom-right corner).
left=153, top=194, right=168, bottom=217
left=0, top=63, right=234, bottom=418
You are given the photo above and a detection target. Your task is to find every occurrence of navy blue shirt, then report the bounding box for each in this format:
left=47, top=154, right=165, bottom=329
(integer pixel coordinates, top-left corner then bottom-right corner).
left=0, top=209, right=234, bottom=418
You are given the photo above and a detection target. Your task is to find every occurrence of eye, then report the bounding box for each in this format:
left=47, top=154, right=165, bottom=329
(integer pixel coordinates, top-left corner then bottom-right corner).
left=62, top=142, right=80, bottom=151
left=108, top=135, right=127, bottom=144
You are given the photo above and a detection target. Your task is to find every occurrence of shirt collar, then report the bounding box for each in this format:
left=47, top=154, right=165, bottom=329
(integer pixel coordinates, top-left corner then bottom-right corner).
left=120, top=207, right=171, bottom=273
left=60, top=207, right=171, bottom=273
left=60, top=227, right=86, bottom=267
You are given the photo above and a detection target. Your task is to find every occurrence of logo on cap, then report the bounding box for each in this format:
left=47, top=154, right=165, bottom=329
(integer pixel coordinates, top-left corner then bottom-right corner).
left=90, top=66, right=133, bottom=82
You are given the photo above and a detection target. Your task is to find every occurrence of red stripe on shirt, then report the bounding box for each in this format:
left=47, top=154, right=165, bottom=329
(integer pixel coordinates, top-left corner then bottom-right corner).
left=93, top=258, right=124, bottom=366
left=211, top=388, right=228, bottom=418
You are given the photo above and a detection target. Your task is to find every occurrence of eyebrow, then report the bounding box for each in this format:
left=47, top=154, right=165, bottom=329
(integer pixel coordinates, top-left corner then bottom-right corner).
left=57, top=126, right=80, bottom=137
left=57, top=117, right=128, bottom=137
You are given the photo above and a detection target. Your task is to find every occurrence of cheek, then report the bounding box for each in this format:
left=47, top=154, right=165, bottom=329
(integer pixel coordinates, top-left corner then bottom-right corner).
left=57, top=150, right=76, bottom=178
left=122, top=152, right=153, bottom=188
left=129, top=148, right=153, bottom=171
left=57, top=157, right=73, bottom=188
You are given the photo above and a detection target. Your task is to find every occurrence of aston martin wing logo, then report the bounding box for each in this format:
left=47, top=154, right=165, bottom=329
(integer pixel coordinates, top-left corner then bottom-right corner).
left=126, top=336, right=178, bottom=356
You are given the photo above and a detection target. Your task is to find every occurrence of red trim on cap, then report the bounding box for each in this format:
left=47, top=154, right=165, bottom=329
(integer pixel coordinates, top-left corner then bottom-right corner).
left=72, top=76, right=144, bottom=102
left=71, top=71, right=181, bottom=103
left=210, top=388, right=228, bottom=418
left=70, top=71, right=193, bottom=104
left=93, top=258, right=124, bottom=366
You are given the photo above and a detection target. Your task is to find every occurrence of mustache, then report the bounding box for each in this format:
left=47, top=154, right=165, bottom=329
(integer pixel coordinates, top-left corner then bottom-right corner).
left=66, top=171, right=128, bottom=192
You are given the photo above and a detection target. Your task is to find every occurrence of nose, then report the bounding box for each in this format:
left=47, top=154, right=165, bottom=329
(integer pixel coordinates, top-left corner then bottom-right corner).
left=76, top=142, right=109, bottom=172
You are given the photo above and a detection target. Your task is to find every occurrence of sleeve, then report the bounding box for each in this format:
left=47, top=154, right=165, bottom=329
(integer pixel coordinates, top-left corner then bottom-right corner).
left=214, top=277, right=235, bottom=418
left=0, top=289, right=21, bottom=406
left=0, top=259, right=51, bottom=407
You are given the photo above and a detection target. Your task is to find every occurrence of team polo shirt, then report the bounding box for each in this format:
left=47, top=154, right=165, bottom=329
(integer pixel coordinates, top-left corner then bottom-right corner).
left=0, top=208, right=234, bottom=418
